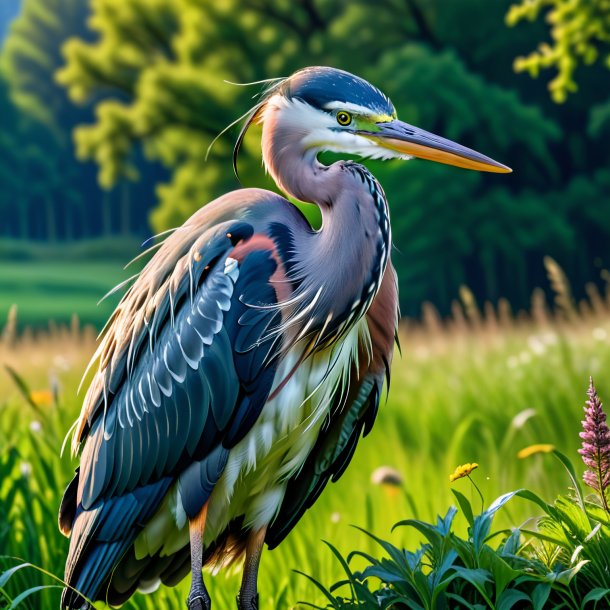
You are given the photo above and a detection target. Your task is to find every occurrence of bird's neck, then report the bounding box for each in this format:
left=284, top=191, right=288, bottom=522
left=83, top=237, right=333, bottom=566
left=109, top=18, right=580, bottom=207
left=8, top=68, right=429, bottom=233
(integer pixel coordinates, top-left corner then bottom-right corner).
left=262, top=116, right=391, bottom=337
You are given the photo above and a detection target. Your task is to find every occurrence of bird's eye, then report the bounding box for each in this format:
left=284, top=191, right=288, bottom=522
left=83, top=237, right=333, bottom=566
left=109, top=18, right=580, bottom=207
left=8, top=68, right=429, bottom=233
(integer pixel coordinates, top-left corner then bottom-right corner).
left=336, top=111, right=352, bottom=126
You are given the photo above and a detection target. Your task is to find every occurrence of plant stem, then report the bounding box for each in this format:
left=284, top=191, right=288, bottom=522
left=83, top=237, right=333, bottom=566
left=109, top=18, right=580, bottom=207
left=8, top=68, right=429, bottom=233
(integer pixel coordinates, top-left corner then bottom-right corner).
left=467, top=475, right=485, bottom=513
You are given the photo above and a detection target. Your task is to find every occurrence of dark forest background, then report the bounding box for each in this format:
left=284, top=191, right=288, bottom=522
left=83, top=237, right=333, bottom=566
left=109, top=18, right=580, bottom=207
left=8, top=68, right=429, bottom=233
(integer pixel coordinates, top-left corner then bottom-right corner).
left=1, top=0, right=609, bottom=322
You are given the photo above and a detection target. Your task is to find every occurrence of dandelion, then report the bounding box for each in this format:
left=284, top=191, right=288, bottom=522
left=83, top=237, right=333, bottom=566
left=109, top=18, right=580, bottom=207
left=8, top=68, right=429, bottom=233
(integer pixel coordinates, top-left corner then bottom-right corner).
left=517, top=444, right=555, bottom=459
left=578, top=377, right=610, bottom=512
left=449, top=463, right=483, bottom=511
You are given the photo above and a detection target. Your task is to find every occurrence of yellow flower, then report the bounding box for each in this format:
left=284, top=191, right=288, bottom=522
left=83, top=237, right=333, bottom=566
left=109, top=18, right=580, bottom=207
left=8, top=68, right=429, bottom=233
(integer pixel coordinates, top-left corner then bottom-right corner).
left=449, top=463, right=478, bottom=483
left=517, top=444, right=555, bottom=459
left=29, top=389, right=54, bottom=407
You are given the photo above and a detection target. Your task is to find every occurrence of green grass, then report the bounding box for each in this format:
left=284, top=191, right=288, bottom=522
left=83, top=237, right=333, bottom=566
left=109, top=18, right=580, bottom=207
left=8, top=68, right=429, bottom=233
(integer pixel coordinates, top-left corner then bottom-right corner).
left=0, top=260, right=135, bottom=330
left=1, top=307, right=609, bottom=609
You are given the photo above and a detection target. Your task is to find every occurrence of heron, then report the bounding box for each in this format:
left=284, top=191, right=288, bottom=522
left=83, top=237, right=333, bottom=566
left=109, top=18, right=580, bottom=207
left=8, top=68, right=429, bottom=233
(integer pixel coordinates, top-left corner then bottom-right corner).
left=59, top=66, right=510, bottom=610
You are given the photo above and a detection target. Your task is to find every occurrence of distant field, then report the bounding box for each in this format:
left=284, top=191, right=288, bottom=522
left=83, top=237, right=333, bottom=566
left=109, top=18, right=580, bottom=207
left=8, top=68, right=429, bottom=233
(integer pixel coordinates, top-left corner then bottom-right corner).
left=0, top=260, right=133, bottom=329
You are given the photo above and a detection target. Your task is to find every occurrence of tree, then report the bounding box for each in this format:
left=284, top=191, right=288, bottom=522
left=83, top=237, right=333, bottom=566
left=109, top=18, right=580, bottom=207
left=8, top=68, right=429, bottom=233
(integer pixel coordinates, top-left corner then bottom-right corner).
left=2, top=0, right=162, bottom=238
left=14, top=0, right=608, bottom=314
left=507, top=0, right=610, bottom=103
left=0, top=68, right=86, bottom=241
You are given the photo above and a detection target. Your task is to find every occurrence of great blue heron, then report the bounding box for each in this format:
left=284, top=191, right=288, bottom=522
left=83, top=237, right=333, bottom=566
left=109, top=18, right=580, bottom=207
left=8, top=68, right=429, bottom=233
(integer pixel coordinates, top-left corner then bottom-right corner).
left=59, top=66, right=510, bottom=610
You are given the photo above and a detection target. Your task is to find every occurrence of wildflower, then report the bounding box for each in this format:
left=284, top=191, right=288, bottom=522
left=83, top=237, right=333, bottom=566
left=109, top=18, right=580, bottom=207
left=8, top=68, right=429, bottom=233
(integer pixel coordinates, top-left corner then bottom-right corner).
left=330, top=512, right=341, bottom=524
left=578, top=378, right=610, bottom=511
left=517, top=444, right=555, bottom=459
left=449, top=463, right=478, bottom=483
left=29, top=389, right=54, bottom=407
left=20, top=461, right=32, bottom=478
left=29, top=420, right=42, bottom=433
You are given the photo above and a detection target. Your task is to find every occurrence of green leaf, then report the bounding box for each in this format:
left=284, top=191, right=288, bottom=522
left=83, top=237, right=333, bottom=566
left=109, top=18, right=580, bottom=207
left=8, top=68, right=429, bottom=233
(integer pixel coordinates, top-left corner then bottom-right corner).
left=0, top=563, right=33, bottom=588
left=294, top=571, right=341, bottom=609
left=444, top=567, right=493, bottom=606
left=452, top=489, right=475, bottom=526
left=515, top=489, right=553, bottom=515
left=3, top=366, right=40, bottom=413
left=479, top=547, right=520, bottom=602
left=552, top=450, right=586, bottom=509
left=582, top=588, right=610, bottom=607
left=497, top=589, right=530, bottom=610
left=531, top=583, right=551, bottom=610
left=8, top=585, right=63, bottom=609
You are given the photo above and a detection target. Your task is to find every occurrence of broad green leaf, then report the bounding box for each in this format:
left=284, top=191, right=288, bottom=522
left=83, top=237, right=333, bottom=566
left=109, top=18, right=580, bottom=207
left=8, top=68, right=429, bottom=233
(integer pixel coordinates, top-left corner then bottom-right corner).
left=531, top=583, right=551, bottom=610
left=452, top=489, right=475, bottom=526
left=582, top=588, right=610, bottom=607
left=497, top=589, right=530, bottom=610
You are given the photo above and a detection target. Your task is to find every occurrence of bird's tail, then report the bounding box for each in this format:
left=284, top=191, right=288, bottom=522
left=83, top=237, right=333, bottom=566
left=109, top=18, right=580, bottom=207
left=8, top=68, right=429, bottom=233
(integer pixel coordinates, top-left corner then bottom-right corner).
left=60, top=477, right=173, bottom=609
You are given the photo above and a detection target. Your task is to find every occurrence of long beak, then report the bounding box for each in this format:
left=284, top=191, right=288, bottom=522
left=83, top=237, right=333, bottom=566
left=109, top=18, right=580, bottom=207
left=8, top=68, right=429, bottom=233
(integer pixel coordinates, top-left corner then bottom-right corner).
left=361, top=120, right=512, bottom=173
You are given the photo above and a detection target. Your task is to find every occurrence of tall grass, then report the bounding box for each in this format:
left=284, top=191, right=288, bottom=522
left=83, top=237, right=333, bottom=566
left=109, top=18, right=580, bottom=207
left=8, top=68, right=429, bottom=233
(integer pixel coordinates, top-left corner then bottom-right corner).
left=2, top=269, right=610, bottom=608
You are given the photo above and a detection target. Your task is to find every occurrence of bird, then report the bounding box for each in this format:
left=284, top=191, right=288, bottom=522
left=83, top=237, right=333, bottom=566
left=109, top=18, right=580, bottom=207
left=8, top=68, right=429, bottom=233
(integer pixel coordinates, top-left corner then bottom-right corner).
left=58, top=66, right=510, bottom=610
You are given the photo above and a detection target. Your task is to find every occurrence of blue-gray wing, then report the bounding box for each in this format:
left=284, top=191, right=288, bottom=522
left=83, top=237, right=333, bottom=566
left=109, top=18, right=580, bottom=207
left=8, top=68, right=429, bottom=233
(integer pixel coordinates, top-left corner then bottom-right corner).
left=75, top=228, right=282, bottom=513
left=59, top=217, right=290, bottom=607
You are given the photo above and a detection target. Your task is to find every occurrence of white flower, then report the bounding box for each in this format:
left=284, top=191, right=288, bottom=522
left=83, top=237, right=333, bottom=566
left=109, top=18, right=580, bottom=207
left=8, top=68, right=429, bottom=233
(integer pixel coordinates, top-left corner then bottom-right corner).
left=593, top=327, right=608, bottom=342
left=29, top=421, right=42, bottom=433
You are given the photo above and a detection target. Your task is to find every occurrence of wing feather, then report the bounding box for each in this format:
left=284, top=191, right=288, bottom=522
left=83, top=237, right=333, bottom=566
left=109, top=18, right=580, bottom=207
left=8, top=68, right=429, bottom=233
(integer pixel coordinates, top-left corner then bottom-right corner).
left=60, top=205, right=295, bottom=606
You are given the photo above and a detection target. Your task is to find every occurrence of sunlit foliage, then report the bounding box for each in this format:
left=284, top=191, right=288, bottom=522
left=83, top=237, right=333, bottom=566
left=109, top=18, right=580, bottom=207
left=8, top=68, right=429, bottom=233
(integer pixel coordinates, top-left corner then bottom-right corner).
left=507, top=0, right=610, bottom=102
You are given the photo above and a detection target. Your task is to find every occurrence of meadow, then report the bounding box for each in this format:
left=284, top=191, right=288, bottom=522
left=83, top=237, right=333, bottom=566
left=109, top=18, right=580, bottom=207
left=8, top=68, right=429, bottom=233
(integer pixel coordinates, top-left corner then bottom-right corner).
left=1, top=263, right=609, bottom=609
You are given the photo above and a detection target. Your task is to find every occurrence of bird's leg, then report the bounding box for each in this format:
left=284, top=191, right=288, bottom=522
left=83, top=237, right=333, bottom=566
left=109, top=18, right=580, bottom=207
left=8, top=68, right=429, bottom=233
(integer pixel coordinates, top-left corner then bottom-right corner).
left=237, top=527, right=267, bottom=610
left=187, top=503, right=211, bottom=610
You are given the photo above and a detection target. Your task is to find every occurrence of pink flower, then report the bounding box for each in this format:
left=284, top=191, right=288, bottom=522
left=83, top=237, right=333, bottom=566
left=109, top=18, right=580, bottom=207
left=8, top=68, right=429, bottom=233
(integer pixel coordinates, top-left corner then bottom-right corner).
left=578, top=378, right=610, bottom=509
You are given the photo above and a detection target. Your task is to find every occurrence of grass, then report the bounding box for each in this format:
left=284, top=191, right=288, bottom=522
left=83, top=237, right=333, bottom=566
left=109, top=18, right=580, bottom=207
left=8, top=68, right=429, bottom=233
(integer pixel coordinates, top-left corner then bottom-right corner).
left=0, top=261, right=132, bottom=329
left=1, top=276, right=610, bottom=609
left=0, top=239, right=142, bottom=330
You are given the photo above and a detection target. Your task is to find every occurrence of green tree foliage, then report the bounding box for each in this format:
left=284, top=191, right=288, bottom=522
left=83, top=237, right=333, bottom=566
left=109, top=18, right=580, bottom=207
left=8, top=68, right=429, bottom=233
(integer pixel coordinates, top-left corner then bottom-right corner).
left=0, top=69, right=85, bottom=241
left=4, top=0, right=610, bottom=315
left=2, top=0, right=90, bottom=132
left=507, top=0, right=610, bottom=103
left=2, top=0, right=163, bottom=239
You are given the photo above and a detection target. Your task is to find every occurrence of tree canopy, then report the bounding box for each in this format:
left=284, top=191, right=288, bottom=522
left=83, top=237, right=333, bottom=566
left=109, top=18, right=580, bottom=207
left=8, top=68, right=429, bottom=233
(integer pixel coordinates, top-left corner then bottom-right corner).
left=2, top=0, right=610, bottom=316
left=507, top=0, right=610, bottom=103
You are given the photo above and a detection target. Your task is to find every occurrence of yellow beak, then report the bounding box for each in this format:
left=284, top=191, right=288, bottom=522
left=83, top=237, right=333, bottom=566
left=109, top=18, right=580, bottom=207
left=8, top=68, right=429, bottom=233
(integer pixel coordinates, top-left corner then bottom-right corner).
left=360, top=120, right=512, bottom=173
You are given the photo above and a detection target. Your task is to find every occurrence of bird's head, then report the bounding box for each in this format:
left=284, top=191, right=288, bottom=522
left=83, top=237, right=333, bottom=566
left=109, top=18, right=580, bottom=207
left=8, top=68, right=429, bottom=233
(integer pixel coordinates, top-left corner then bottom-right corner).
left=236, top=66, right=511, bottom=175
